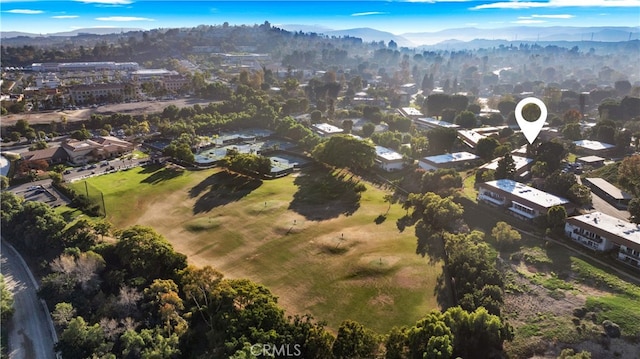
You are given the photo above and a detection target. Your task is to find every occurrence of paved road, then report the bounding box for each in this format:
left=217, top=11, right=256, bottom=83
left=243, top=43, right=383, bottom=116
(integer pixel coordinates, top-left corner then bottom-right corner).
left=1, top=239, right=57, bottom=359
left=575, top=175, right=630, bottom=221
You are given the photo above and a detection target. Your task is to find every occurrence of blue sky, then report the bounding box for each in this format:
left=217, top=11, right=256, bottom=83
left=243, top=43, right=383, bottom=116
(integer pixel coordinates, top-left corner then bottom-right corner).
left=1, top=1, right=639, bottom=35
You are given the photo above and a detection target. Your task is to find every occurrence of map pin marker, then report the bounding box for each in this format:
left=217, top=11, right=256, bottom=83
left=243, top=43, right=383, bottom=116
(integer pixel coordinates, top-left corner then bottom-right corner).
left=515, top=97, right=547, bottom=144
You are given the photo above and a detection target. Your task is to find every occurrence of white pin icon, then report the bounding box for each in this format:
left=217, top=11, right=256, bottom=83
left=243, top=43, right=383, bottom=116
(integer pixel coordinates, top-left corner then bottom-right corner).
left=515, top=97, right=547, bottom=144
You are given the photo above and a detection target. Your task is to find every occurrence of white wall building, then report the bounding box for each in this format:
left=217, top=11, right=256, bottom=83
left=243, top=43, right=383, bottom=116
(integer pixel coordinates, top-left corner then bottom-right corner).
left=565, top=212, right=640, bottom=268
left=375, top=146, right=404, bottom=172
left=478, top=179, right=571, bottom=220
left=419, top=152, right=479, bottom=171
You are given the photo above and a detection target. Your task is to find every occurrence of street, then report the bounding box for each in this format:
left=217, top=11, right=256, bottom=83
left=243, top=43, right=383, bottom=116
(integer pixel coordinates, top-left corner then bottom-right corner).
left=1, top=239, right=57, bottom=359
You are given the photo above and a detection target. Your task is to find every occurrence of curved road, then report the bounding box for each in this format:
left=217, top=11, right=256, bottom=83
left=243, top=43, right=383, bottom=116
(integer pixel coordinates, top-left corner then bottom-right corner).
left=1, top=239, right=57, bottom=359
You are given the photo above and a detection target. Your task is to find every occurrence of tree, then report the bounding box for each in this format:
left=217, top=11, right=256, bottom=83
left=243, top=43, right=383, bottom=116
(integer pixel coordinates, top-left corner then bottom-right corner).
left=312, top=135, right=376, bottom=171
left=0, top=275, right=14, bottom=325
left=628, top=197, right=640, bottom=224
left=143, top=279, right=188, bottom=336
left=568, top=183, right=592, bottom=206
left=332, top=320, right=379, bottom=359
left=497, top=99, right=516, bottom=116
left=56, top=316, right=109, bottom=359
left=618, top=155, right=640, bottom=196
left=547, top=205, right=567, bottom=233
left=495, top=153, right=516, bottom=180
left=455, top=110, right=476, bottom=128
left=114, top=225, right=187, bottom=284
left=476, top=137, right=500, bottom=161
left=52, top=302, right=76, bottom=329
left=562, top=123, right=582, bottom=140
left=407, top=312, right=454, bottom=359
left=563, top=109, right=582, bottom=124
left=310, top=110, right=322, bottom=123
left=362, top=122, right=375, bottom=137
left=426, top=127, right=457, bottom=154
left=0, top=175, right=9, bottom=190
left=491, top=221, right=521, bottom=249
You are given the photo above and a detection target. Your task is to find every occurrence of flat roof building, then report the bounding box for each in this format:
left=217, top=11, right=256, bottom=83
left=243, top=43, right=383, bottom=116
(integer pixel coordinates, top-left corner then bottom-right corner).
left=414, top=117, right=460, bottom=130
left=457, top=130, right=486, bottom=148
left=375, top=146, right=405, bottom=172
left=419, top=152, right=479, bottom=171
left=478, top=179, right=572, bottom=220
left=576, top=155, right=606, bottom=168
left=583, top=178, right=632, bottom=209
left=398, top=107, right=424, bottom=119
left=573, top=140, right=615, bottom=156
left=480, top=156, right=533, bottom=179
left=565, top=212, right=640, bottom=268
left=312, top=123, right=344, bottom=137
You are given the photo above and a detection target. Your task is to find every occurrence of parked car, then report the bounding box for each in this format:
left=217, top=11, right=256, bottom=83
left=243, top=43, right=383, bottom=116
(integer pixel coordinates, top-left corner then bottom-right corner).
left=63, top=170, right=71, bottom=175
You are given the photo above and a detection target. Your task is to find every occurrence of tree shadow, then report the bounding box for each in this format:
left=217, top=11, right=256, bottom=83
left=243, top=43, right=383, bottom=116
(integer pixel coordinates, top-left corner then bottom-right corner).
left=140, top=167, right=184, bottom=185
left=374, top=214, right=386, bottom=224
left=288, top=168, right=362, bottom=221
left=138, top=164, right=164, bottom=174
left=190, top=170, right=262, bottom=214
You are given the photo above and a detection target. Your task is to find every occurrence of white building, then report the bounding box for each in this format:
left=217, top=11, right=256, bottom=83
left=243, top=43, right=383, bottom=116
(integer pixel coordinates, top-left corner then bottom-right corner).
left=573, top=140, right=615, bottom=156
left=419, top=152, right=479, bottom=171
left=478, top=179, right=572, bottom=220
left=375, top=146, right=404, bottom=172
left=565, top=212, right=640, bottom=268
left=480, top=156, right=533, bottom=179
left=312, top=123, right=344, bottom=137
left=414, top=117, right=460, bottom=130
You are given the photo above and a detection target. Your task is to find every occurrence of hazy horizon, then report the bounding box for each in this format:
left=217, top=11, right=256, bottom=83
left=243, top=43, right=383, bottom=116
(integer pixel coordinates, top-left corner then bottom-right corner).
left=1, top=0, right=639, bottom=36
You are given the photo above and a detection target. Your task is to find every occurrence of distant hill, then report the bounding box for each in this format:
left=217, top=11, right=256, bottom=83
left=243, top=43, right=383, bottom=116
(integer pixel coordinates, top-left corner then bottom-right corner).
left=402, top=26, right=640, bottom=45
left=277, top=24, right=333, bottom=34
left=324, top=28, right=414, bottom=47
left=1, top=27, right=143, bottom=39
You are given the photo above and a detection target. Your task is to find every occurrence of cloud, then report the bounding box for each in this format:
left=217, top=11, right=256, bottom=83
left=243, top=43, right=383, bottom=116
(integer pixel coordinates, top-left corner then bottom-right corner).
left=471, top=0, right=640, bottom=10
left=351, top=11, right=388, bottom=17
left=4, top=9, right=43, bottom=14
left=95, top=16, right=155, bottom=21
left=75, top=0, right=132, bottom=4
left=52, top=15, right=79, bottom=19
left=531, top=14, right=575, bottom=18
left=512, top=19, right=548, bottom=24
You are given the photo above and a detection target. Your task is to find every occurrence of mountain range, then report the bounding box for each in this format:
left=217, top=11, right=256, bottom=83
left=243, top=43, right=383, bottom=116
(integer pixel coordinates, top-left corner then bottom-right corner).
left=2, top=25, right=639, bottom=48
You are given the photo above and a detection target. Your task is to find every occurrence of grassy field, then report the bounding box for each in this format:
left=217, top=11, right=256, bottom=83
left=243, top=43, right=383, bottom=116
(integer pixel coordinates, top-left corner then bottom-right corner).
left=71, top=164, right=444, bottom=333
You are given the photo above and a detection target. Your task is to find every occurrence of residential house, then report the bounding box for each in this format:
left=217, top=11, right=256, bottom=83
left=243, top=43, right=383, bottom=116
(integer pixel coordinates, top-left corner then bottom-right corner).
left=375, top=146, right=405, bottom=172
left=312, top=123, right=344, bottom=137
left=419, top=152, right=479, bottom=171
left=565, top=212, right=640, bottom=269
left=478, top=179, right=572, bottom=220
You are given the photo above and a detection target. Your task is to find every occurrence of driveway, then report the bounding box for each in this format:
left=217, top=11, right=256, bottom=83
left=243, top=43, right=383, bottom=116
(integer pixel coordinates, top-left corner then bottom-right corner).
left=1, top=239, right=57, bottom=359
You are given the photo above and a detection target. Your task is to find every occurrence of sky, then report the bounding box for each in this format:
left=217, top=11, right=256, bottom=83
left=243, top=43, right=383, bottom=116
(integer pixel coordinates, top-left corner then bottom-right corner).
left=1, top=0, right=639, bottom=35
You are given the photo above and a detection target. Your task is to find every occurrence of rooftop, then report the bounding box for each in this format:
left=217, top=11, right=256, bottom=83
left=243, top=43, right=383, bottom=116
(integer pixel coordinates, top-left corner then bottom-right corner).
left=584, top=178, right=632, bottom=200
left=312, top=123, right=344, bottom=135
left=577, top=155, right=606, bottom=163
left=421, top=151, right=479, bottom=164
left=573, top=140, right=615, bottom=151
left=481, top=156, right=533, bottom=171
left=569, top=211, right=640, bottom=244
left=375, top=146, right=403, bottom=161
left=483, top=179, right=569, bottom=208
left=400, top=107, right=423, bottom=117
left=415, top=117, right=460, bottom=129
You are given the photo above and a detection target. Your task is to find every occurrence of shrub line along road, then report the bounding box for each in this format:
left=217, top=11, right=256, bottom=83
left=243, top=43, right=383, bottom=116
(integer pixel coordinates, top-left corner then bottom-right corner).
left=1, top=238, right=57, bottom=359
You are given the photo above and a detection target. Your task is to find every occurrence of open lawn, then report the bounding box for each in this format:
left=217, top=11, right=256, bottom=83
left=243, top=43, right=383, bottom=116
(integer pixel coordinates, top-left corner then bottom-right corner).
left=71, top=165, right=444, bottom=333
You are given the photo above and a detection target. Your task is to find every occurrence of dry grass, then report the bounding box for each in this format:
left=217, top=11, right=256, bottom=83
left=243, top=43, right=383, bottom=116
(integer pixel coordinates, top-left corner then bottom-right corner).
left=74, top=165, right=444, bottom=333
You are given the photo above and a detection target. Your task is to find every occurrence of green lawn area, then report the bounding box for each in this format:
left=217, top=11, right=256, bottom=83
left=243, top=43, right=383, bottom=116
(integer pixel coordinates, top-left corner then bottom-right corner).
left=71, top=164, right=444, bottom=333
